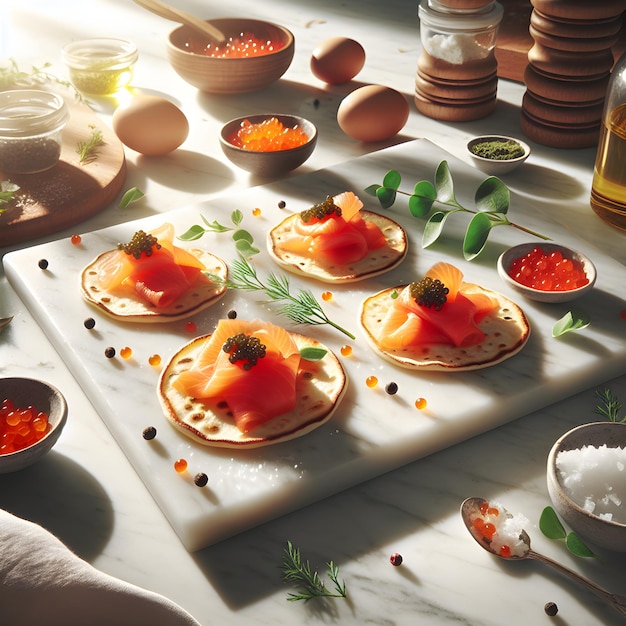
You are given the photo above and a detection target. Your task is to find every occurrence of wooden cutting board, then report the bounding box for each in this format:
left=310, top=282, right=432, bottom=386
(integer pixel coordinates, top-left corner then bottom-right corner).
left=0, top=89, right=126, bottom=247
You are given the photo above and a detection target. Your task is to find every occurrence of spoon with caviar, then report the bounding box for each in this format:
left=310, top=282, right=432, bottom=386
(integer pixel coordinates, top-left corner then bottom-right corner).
left=133, top=0, right=226, bottom=43
left=461, top=497, right=626, bottom=618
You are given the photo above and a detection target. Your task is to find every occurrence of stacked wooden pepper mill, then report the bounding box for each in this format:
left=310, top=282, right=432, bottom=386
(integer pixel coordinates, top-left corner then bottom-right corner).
left=415, top=0, right=504, bottom=121
left=521, top=0, right=626, bottom=148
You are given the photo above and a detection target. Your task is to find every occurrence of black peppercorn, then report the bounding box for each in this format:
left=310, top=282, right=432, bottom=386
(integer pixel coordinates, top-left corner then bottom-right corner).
left=194, top=472, right=209, bottom=487
left=389, top=553, right=403, bottom=566
left=104, top=346, right=116, bottom=358
left=544, top=602, right=558, bottom=617
left=278, top=200, right=286, bottom=209
left=385, top=382, right=398, bottom=395
left=38, top=259, right=49, bottom=270
left=83, top=317, right=96, bottom=330
left=142, top=426, right=157, bottom=440
left=227, top=309, right=237, bottom=319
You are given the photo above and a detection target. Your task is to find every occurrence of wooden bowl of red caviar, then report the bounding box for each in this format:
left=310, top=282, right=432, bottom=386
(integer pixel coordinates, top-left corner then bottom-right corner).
left=497, top=242, right=596, bottom=303
left=220, top=114, right=317, bottom=177
left=0, top=377, right=68, bottom=473
left=167, top=18, right=294, bottom=93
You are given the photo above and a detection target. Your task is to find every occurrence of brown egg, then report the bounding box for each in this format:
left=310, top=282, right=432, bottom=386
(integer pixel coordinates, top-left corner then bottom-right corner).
left=310, top=37, right=365, bottom=85
left=337, top=85, right=409, bottom=142
left=112, top=95, right=189, bottom=155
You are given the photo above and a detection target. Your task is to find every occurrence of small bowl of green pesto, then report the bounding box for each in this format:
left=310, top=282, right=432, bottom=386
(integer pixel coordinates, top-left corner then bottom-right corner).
left=467, top=135, right=530, bottom=175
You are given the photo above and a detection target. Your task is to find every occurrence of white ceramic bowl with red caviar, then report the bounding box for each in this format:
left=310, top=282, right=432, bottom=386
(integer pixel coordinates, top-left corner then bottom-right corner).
left=0, top=377, right=68, bottom=473
left=497, top=242, right=596, bottom=303
left=547, top=422, right=626, bottom=553
left=166, top=18, right=295, bottom=93
left=220, top=113, right=317, bottom=177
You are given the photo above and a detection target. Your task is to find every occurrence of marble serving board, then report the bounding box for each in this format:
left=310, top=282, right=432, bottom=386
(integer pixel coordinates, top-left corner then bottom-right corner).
left=5, top=140, right=626, bottom=551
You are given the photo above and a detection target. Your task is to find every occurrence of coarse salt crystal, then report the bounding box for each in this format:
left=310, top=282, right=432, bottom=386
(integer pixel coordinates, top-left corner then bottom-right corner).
left=425, top=34, right=490, bottom=64
left=556, top=444, right=626, bottom=525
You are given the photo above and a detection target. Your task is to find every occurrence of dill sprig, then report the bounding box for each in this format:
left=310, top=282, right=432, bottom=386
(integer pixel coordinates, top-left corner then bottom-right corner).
left=594, top=388, right=624, bottom=423
left=210, top=256, right=355, bottom=339
left=76, top=124, right=105, bottom=164
left=0, top=181, right=19, bottom=213
left=282, top=541, right=347, bottom=602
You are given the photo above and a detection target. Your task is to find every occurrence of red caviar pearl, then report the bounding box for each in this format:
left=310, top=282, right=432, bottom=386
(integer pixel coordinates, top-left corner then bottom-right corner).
left=174, top=458, right=188, bottom=473
left=71, top=234, right=82, bottom=245
left=340, top=345, right=352, bottom=357
left=366, top=376, right=378, bottom=388
left=185, top=321, right=197, bottom=333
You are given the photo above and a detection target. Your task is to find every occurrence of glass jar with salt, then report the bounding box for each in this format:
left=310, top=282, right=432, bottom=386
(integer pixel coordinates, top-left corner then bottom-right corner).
left=415, top=0, right=503, bottom=121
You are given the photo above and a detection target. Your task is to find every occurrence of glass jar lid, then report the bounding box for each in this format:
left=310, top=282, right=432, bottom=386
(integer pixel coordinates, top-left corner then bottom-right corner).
left=419, top=0, right=503, bottom=31
left=0, top=90, right=69, bottom=137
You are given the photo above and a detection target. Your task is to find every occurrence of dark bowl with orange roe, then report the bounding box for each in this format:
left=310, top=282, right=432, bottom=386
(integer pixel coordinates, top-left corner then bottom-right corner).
left=497, top=242, right=597, bottom=303
left=0, top=377, right=68, bottom=473
left=167, top=18, right=294, bottom=93
left=220, top=114, right=317, bottom=177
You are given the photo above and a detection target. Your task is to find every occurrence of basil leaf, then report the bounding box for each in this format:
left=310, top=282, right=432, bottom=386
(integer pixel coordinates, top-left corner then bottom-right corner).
left=422, top=210, right=450, bottom=248
left=231, top=209, right=244, bottom=226
left=299, top=347, right=327, bottom=361
left=552, top=309, right=591, bottom=337
left=565, top=532, right=595, bottom=558
left=178, top=224, right=206, bottom=241
left=539, top=506, right=566, bottom=540
left=118, top=187, right=144, bottom=209
left=434, top=161, right=455, bottom=204
left=232, top=229, right=254, bottom=244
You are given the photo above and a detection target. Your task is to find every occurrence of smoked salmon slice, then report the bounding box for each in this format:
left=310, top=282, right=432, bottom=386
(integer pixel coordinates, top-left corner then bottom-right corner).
left=172, top=319, right=301, bottom=434
left=377, top=262, right=499, bottom=349
left=97, top=223, right=211, bottom=308
left=277, top=192, right=387, bottom=265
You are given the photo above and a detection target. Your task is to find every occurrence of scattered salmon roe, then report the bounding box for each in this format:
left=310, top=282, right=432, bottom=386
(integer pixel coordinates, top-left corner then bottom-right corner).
left=0, top=398, right=51, bottom=454
left=508, top=246, right=589, bottom=292
left=70, top=234, right=82, bottom=245
left=201, top=33, right=285, bottom=58
left=229, top=117, right=309, bottom=152
left=252, top=207, right=262, bottom=217
left=120, top=346, right=132, bottom=359
left=321, top=291, right=333, bottom=302
left=499, top=545, right=512, bottom=558
left=340, top=344, right=352, bottom=357
left=366, top=375, right=378, bottom=388
left=185, top=321, right=197, bottom=333
left=174, top=458, right=188, bottom=473
left=148, top=354, right=162, bottom=367
left=415, top=397, right=427, bottom=410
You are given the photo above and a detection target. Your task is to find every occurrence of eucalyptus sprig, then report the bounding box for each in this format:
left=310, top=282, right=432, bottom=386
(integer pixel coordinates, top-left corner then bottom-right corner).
left=365, top=161, right=551, bottom=260
left=282, top=541, right=347, bottom=602
left=539, top=506, right=595, bottom=558
left=594, top=387, right=624, bottom=423
left=179, top=210, right=259, bottom=257
left=209, top=256, right=355, bottom=339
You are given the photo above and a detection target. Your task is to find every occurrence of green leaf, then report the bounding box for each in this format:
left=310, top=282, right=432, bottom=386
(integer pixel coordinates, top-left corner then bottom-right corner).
left=364, top=183, right=381, bottom=197
left=475, top=177, right=509, bottom=214
left=118, top=187, right=144, bottom=209
left=408, top=181, right=436, bottom=217
left=552, top=309, right=591, bottom=338
left=178, top=224, right=206, bottom=241
left=231, top=209, right=244, bottom=226
left=382, top=169, right=401, bottom=190
left=539, top=506, right=566, bottom=540
left=463, top=212, right=493, bottom=260
left=565, top=532, right=596, bottom=558
left=200, top=216, right=232, bottom=232
left=299, top=347, right=327, bottom=361
left=376, top=186, right=396, bottom=209
left=422, top=210, right=450, bottom=248
left=434, top=161, right=455, bottom=204
left=232, top=229, right=254, bottom=244
left=234, top=239, right=260, bottom=256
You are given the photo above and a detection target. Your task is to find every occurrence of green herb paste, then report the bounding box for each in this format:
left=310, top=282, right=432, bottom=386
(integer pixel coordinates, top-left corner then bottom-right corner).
left=470, top=139, right=525, bottom=161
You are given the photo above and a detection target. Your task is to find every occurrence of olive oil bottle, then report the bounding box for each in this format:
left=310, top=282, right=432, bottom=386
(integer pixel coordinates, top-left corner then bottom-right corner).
left=590, top=52, right=626, bottom=231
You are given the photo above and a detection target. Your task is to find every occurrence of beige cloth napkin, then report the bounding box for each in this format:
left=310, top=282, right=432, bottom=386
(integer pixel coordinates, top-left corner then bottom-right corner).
left=0, top=509, right=201, bottom=625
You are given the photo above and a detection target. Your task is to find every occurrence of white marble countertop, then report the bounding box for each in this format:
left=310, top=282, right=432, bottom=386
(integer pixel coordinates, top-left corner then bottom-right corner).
left=1, top=1, right=626, bottom=624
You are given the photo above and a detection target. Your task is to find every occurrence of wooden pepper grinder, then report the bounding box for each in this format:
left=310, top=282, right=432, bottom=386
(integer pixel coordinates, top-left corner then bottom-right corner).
left=521, top=0, right=626, bottom=148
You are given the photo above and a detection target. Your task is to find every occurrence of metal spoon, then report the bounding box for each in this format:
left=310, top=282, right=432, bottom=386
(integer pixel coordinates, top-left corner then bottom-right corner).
left=461, top=497, right=626, bottom=618
left=132, top=0, right=226, bottom=43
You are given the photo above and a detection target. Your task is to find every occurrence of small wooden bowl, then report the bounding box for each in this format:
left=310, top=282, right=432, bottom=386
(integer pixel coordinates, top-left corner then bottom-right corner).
left=497, top=242, right=596, bottom=303
left=547, top=422, right=626, bottom=553
left=0, top=377, right=68, bottom=473
left=467, top=135, right=530, bottom=175
left=220, top=114, right=317, bottom=177
left=167, top=18, right=294, bottom=94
